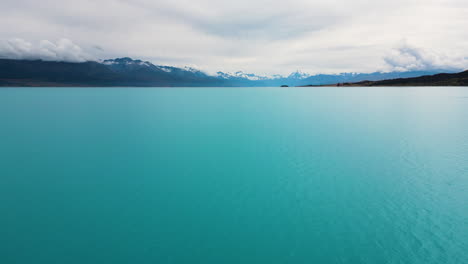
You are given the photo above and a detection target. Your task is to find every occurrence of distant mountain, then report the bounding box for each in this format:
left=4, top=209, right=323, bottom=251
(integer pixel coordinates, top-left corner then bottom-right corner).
left=356, top=70, right=468, bottom=86
left=214, top=70, right=455, bottom=87
left=0, top=58, right=226, bottom=87
left=290, top=71, right=460, bottom=86
left=0, top=57, right=460, bottom=87
left=103, top=58, right=210, bottom=79
left=287, top=71, right=311, bottom=80
left=0, top=59, right=118, bottom=86
left=216, top=71, right=271, bottom=81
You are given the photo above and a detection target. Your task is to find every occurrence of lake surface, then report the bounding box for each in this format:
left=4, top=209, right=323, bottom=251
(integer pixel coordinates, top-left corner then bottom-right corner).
left=1, top=87, right=468, bottom=264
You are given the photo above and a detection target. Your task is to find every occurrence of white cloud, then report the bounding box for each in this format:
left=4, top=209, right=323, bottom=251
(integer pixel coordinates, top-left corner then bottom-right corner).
left=0, top=38, right=95, bottom=62
left=384, top=41, right=468, bottom=72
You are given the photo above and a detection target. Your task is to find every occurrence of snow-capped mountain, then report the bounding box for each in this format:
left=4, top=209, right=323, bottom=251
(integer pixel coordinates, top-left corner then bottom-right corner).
left=102, top=57, right=173, bottom=73
left=216, top=71, right=270, bottom=81
left=102, top=57, right=153, bottom=67
left=101, top=58, right=213, bottom=80
left=287, top=70, right=311, bottom=79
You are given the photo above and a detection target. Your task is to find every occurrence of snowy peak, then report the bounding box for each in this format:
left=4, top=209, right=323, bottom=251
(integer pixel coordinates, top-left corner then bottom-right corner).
left=216, top=71, right=233, bottom=79
left=101, top=58, right=208, bottom=75
left=183, top=66, right=205, bottom=74
left=102, top=57, right=153, bottom=67
left=287, top=70, right=310, bottom=79
left=234, top=71, right=269, bottom=81
left=216, top=71, right=270, bottom=81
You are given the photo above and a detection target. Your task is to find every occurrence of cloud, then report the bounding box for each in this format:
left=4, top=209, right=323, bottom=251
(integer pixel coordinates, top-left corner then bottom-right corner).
left=384, top=41, right=468, bottom=71
left=1, top=0, right=468, bottom=74
left=0, top=38, right=95, bottom=62
left=137, top=0, right=343, bottom=41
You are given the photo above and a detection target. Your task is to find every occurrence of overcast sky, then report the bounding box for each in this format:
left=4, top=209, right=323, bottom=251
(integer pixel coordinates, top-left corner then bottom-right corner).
left=1, top=0, right=468, bottom=75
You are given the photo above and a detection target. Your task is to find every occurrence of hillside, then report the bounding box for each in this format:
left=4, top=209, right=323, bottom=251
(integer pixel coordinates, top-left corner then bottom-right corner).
left=312, top=70, right=468, bottom=87
left=0, top=58, right=458, bottom=87
left=0, top=58, right=227, bottom=87
left=367, top=70, right=468, bottom=86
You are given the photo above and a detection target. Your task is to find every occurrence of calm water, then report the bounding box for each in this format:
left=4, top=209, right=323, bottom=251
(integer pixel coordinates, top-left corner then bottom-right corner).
left=1, top=87, right=468, bottom=264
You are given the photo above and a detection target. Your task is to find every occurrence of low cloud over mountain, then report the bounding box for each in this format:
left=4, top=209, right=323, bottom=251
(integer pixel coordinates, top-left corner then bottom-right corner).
left=384, top=42, right=468, bottom=72
left=0, top=38, right=94, bottom=62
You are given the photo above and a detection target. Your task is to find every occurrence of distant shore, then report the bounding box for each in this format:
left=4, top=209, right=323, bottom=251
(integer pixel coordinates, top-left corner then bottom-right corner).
left=300, top=71, right=468, bottom=87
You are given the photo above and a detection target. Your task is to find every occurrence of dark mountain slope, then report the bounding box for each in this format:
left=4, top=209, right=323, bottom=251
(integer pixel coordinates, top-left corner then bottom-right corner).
left=368, top=70, right=468, bottom=86
left=0, top=58, right=227, bottom=87
left=301, top=70, right=468, bottom=87
left=0, top=59, right=119, bottom=85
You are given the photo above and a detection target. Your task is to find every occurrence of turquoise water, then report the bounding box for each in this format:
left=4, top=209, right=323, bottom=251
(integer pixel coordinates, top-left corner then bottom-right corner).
left=1, top=87, right=468, bottom=264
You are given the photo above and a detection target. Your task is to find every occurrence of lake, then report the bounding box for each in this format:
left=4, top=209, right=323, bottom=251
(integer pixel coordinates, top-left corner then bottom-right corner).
left=1, top=87, right=468, bottom=264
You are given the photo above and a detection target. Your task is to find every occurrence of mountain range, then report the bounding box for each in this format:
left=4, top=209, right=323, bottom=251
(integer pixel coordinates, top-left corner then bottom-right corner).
left=0, top=57, right=460, bottom=87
